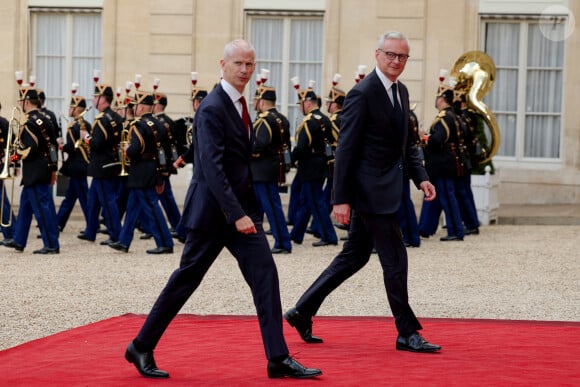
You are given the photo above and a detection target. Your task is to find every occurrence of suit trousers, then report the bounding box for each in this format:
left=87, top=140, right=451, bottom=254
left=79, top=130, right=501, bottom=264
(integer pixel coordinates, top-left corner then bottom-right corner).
left=157, top=177, right=181, bottom=230
left=0, top=180, right=15, bottom=239
left=418, top=196, right=442, bottom=236
left=254, top=181, right=292, bottom=251
left=135, top=221, right=290, bottom=360
left=295, top=210, right=422, bottom=337
left=433, top=176, right=465, bottom=238
left=57, top=177, right=89, bottom=231
left=290, top=179, right=337, bottom=244
left=14, top=184, right=59, bottom=249
left=455, top=175, right=479, bottom=230
left=84, top=178, right=121, bottom=241
left=119, top=187, right=174, bottom=249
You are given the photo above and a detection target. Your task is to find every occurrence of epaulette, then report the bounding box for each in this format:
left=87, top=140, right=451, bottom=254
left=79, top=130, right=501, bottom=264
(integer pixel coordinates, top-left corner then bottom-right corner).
left=95, top=112, right=104, bottom=119
left=437, top=110, right=447, bottom=118
left=258, top=111, right=269, bottom=119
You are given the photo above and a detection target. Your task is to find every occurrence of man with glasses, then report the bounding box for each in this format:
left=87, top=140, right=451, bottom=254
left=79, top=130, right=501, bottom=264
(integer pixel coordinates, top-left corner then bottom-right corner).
left=285, top=31, right=441, bottom=354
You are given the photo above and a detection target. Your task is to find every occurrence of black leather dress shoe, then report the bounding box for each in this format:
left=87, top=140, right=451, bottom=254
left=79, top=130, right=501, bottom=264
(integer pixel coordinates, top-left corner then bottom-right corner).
left=334, top=223, right=349, bottom=231
left=465, top=228, right=480, bottom=235
left=77, top=233, right=94, bottom=242
left=146, top=246, right=173, bottom=254
left=305, top=228, right=321, bottom=237
left=271, top=247, right=291, bottom=254
left=267, top=356, right=322, bottom=379
left=140, top=233, right=153, bottom=240
left=33, top=247, right=59, bottom=254
left=439, top=235, right=463, bottom=241
left=109, top=242, right=129, bottom=253
left=99, top=239, right=116, bottom=246
left=284, top=308, right=323, bottom=343
left=396, top=332, right=441, bottom=353
left=312, top=240, right=337, bottom=247
left=125, top=341, right=169, bottom=379
left=2, top=239, right=24, bottom=251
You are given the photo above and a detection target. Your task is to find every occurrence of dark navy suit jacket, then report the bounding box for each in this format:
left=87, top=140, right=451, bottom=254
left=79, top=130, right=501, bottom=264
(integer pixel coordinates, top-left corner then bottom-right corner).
left=181, top=84, right=258, bottom=231
left=333, top=69, right=428, bottom=215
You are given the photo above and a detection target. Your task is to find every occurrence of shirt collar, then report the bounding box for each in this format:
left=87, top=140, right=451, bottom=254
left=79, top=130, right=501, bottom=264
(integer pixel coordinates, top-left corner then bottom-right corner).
left=375, top=67, right=396, bottom=92
left=220, top=79, right=242, bottom=104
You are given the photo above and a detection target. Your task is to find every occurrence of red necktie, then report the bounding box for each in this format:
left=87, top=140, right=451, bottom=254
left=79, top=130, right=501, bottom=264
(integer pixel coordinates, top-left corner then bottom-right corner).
left=239, top=96, right=250, bottom=138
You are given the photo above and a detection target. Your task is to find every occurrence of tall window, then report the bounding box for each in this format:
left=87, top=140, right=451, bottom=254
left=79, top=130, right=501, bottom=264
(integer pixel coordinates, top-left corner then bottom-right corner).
left=483, top=19, right=565, bottom=160
left=247, top=14, right=324, bottom=137
left=31, top=9, right=102, bottom=125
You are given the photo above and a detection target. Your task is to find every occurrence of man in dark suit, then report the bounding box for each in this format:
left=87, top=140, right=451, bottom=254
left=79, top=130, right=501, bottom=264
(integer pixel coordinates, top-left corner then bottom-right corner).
left=284, top=31, right=441, bottom=353
left=124, top=39, right=321, bottom=380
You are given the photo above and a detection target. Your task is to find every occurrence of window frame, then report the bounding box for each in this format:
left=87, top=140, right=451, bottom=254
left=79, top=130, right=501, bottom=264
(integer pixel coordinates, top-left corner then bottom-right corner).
left=480, top=16, right=566, bottom=166
left=245, top=11, right=325, bottom=138
left=29, top=7, right=102, bottom=124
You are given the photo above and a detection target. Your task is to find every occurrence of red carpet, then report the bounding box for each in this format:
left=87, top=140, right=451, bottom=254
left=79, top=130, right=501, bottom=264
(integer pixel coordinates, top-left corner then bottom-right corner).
left=1, top=314, right=578, bottom=386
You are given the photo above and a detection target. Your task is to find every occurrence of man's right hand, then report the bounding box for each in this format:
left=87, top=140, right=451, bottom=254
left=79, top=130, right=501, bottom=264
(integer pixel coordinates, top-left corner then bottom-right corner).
left=235, top=215, right=257, bottom=235
left=332, top=203, right=351, bottom=225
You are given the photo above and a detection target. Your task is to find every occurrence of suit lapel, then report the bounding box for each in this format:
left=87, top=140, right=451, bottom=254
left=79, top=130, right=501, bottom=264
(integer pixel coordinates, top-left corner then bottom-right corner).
left=215, top=85, right=252, bottom=148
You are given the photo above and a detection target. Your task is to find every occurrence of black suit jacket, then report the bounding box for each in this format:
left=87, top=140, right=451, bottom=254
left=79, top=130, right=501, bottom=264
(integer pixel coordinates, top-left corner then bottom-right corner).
left=181, top=84, right=258, bottom=231
left=333, top=69, right=428, bottom=214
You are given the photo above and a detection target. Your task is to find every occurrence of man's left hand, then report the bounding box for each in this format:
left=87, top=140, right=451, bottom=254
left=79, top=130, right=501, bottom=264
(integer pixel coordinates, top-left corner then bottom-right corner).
left=420, top=181, right=436, bottom=201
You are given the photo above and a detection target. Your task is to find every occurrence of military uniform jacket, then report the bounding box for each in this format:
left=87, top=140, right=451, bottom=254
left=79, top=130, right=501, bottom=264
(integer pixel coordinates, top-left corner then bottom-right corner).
left=173, top=116, right=193, bottom=157
left=0, top=116, right=8, bottom=160
left=424, top=107, right=462, bottom=179
left=155, top=112, right=178, bottom=175
left=333, top=70, right=428, bottom=215
left=42, top=107, right=62, bottom=140
left=291, top=108, right=330, bottom=181
left=60, top=118, right=89, bottom=178
left=125, top=113, right=162, bottom=189
left=17, top=109, right=56, bottom=187
left=329, top=109, right=343, bottom=147
left=88, top=107, right=123, bottom=178
left=250, top=108, right=290, bottom=182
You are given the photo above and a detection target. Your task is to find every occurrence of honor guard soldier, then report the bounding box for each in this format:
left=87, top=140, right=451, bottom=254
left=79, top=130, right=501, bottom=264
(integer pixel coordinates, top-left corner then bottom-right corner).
left=289, top=81, right=338, bottom=247
left=172, top=85, right=208, bottom=244
left=78, top=82, right=124, bottom=245
left=0, top=102, right=16, bottom=244
left=397, top=106, right=422, bottom=247
left=2, top=86, right=60, bottom=254
left=251, top=84, right=293, bottom=254
left=114, top=88, right=136, bottom=220
left=317, top=75, right=346, bottom=232
left=37, top=89, right=62, bottom=140
left=453, top=89, right=480, bottom=235
left=173, top=86, right=208, bottom=168
left=56, top=92, right=90, bottom=232
left=109, top=91, right=174, bottom=254
left=421, top=81, right=465, bottom=241
left=153, top=92, right=182, bottom=234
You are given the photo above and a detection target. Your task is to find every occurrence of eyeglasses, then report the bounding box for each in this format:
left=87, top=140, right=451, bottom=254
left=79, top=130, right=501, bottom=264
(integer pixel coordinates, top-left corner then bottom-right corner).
left=378, top=49, right=410, bottom=62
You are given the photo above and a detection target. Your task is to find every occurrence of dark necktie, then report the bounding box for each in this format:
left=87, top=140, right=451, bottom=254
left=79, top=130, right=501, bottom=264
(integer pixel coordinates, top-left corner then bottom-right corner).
left=391, top=82, right=405, bottom=131
left=239, top=96, right=250, bottom=138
